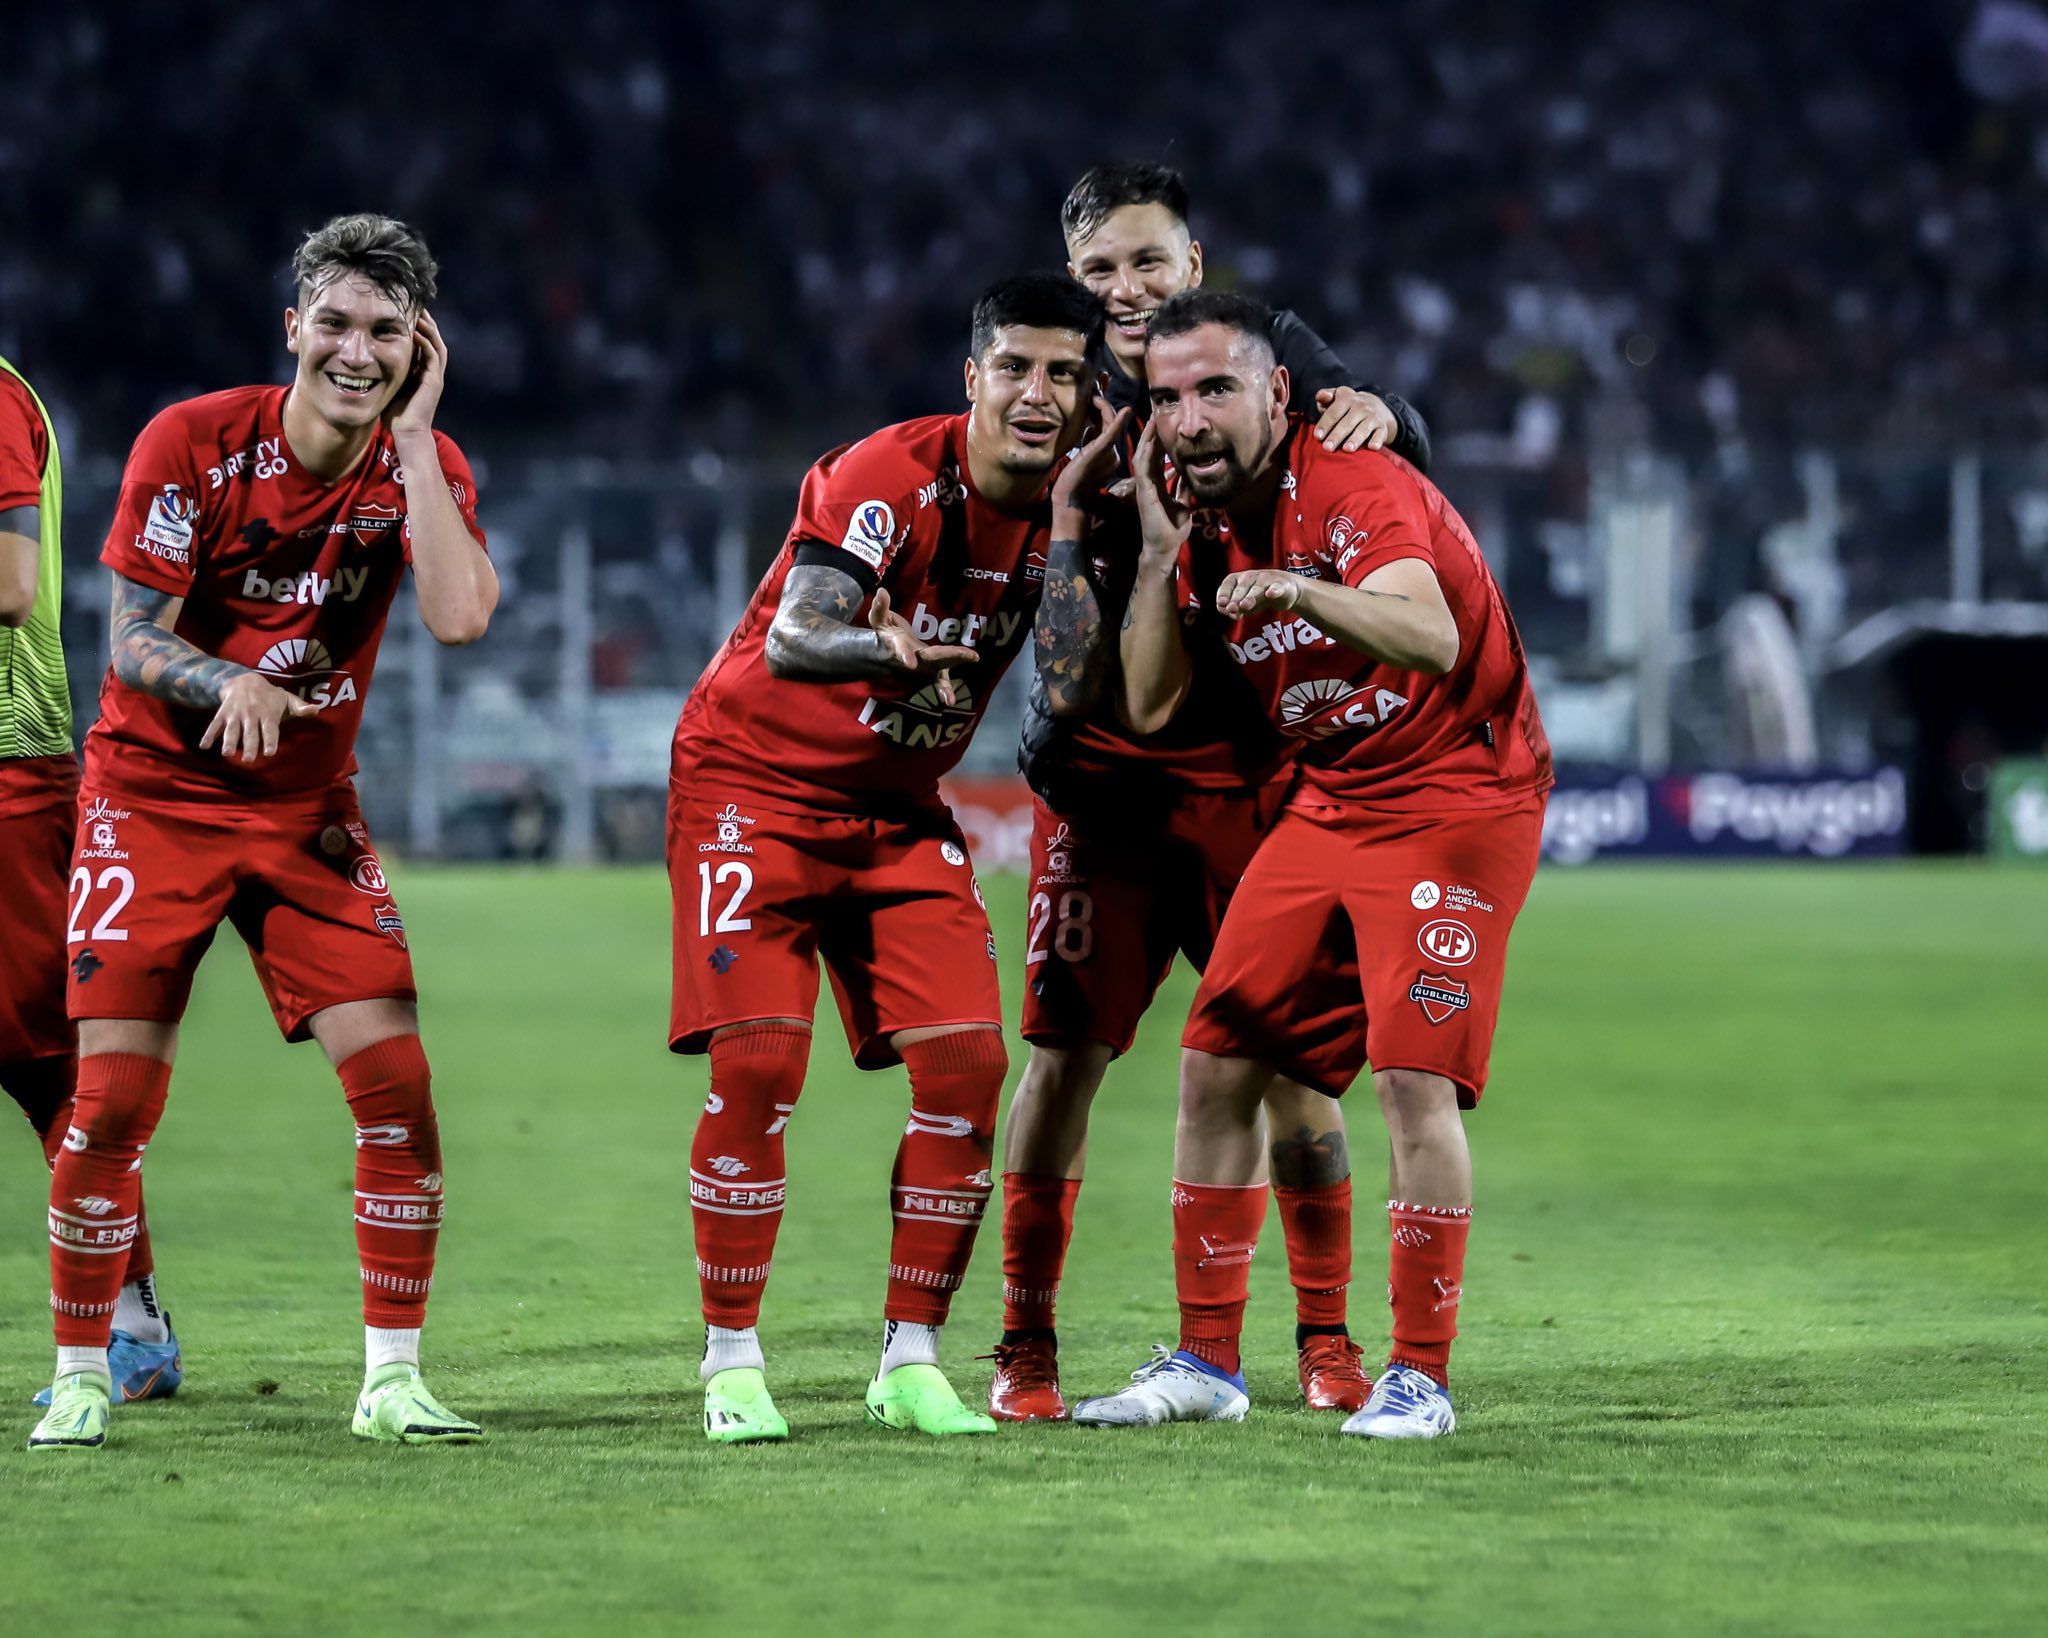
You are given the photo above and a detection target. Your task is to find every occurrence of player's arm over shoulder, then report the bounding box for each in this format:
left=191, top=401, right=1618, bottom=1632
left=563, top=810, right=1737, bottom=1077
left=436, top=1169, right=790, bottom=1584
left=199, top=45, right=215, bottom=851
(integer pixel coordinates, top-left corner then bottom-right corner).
left=1273, top=309, right=1433, bottom=470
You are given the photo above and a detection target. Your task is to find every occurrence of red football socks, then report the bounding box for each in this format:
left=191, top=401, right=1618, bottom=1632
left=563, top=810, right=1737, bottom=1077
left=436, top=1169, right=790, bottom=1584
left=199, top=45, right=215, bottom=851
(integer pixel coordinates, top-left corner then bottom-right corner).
left=1172, top=1180, right=1268, bottom=1375
left=32, top=1057, right=157, bottom=1310
left=47, top=1054, right=168, bottom=1346
left=885, top=1030, right=1005, bottom=1326
left=1000, top=1171, right=1081, bottom=1334
left=1386, top=1198, right=1471, bottom=1385
left=690, top=1023, right=809, bottom=1329
left=1275, top=1177, right=1352, bottom=1332
left=340, top=1035, right=443, bottom=1329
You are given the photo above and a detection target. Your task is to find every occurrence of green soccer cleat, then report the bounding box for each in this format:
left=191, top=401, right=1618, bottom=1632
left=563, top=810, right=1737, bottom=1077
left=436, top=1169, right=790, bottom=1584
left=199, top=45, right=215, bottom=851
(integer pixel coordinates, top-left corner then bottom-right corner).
left=350, top=1364, right=484, bottom=1445
left=28, top=1372, right=111, bottom=1451
left=864, top=1362, right=998, bottom=1437
left=703, top=1367, right=790, bottom=1444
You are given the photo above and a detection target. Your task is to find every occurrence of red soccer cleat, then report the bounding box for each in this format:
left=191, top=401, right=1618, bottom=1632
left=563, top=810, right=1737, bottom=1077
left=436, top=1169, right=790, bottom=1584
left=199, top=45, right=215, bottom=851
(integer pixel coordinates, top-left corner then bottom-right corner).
left=1299, top=1333, right=1374, bottom=1412
left=985, top=1337, right=1067, bottom=1422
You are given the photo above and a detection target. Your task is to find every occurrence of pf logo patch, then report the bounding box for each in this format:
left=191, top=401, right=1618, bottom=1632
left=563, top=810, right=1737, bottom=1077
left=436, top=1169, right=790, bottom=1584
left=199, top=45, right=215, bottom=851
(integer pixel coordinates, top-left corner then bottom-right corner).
left=350, top=856, right=389, bottom=895
left=1417, top=919, right=1476, bottom=966
left=1408, top=972, right=1470, bottom=1025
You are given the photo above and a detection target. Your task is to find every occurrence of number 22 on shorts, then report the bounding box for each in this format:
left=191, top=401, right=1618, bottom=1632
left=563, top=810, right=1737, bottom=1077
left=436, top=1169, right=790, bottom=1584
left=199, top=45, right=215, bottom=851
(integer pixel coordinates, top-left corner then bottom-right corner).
left=698, top=860, right=753, bottom=937
left=67, top=865, right=136, bottom=943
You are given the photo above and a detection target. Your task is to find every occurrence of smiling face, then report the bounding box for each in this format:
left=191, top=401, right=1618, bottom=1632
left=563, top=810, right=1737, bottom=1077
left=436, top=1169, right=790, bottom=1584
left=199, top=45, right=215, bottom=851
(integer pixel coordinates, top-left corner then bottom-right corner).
left=963, top=323, right=1093, bottom=484
left=284, top=274, right=417, bottom=432
left=1145, top=322, right=1290, bottom=506
left=1066, top=202, right=1203, bottom=377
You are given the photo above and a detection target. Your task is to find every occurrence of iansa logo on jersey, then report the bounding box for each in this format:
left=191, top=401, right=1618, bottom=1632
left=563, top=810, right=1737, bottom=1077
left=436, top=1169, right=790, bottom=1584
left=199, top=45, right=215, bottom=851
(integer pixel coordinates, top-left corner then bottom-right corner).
left=255, top=636, right=358, bottom=709
left=138, top=485, right=197, bottom=564
left=1276, top=677, right=1410, bottom=740
left=857, top=675, right=977, bottom=747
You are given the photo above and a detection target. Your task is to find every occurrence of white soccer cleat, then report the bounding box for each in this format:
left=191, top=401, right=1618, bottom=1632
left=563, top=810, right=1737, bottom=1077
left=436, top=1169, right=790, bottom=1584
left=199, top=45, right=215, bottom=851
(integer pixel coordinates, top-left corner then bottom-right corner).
left=1339, top=1365, right=1456, bottom=1440
left=1071, top=1345, right=1249, bottom=1427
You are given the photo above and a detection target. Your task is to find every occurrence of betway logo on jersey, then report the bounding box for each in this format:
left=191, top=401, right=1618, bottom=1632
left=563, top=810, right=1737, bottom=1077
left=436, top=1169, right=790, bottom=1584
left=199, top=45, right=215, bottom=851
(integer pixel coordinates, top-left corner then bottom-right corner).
left=241, top=565, right=372, bottom=606
left=909, top=602, right=1023, bottom=651
left=256, top=637, right=357, bottom=709
left=1276, top=677, right=1410, bottom=740
left=1228, top=615, right=1340, bottom=666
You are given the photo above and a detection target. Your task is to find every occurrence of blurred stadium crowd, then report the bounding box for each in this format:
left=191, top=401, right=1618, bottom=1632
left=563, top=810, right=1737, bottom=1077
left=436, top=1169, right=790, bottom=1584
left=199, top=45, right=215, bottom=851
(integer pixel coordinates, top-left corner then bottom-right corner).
left=7, top=0, right=2047, bottom=859
left=6, top=0, right=2045, bottom=467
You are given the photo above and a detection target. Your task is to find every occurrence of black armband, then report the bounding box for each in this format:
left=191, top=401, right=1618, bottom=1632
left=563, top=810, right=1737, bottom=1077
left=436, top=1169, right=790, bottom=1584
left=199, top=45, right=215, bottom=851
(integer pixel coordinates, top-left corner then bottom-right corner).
left=792, top=541, right=880, bottom=596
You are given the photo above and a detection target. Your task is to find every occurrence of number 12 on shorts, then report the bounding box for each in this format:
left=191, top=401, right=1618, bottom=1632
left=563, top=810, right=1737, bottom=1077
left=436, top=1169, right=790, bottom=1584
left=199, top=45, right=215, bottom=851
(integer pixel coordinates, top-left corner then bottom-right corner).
left=699, top=860, right=753, bottom=937
left=1027, top=888, right=1093, bottom=964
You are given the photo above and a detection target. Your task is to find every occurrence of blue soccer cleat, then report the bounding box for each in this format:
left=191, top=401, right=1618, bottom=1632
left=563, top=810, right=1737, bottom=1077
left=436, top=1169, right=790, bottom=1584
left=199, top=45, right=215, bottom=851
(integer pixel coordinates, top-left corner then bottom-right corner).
left=1072, top=1345, right=1249, bottom=1427
left=1339, top=1364, right=1456, bottom=1440
left=30, top=1320, right=182, bottom=1409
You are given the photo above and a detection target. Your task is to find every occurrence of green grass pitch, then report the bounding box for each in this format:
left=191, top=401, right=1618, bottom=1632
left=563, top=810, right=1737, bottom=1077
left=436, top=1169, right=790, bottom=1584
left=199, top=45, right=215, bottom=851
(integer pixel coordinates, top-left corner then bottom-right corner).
left=4, top=862, right=2045, bottom=1635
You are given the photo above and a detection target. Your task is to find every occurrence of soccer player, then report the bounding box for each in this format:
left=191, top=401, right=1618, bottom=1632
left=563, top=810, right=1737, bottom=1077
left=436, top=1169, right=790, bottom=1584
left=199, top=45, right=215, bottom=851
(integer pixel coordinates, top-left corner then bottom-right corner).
left=669, top=272, right=1110, bottom=1443
left=28, top=215, right=495, bottom=1451
left=1074, top=291, right=1550, bottom=1438
left=4, top=357, right=184, bottom=1412
left=1064, top=163, right=1430, bottom=465
left=991, top=164, right=1435, bottom=1419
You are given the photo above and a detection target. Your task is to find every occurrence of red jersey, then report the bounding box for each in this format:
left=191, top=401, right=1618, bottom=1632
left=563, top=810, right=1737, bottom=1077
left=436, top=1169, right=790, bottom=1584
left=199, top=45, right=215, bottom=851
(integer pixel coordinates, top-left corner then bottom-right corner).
left=1028, top=510, right=1287, bottom=795
left=1021, top=421, right=1284, bottom=796
left=88, top=386, right=485, bottom=801
left=673, top=414, right=1051, bottom=816
left=1189, top=421, right=1551, bottom=813
left=0, top=370, right=48, bottom=509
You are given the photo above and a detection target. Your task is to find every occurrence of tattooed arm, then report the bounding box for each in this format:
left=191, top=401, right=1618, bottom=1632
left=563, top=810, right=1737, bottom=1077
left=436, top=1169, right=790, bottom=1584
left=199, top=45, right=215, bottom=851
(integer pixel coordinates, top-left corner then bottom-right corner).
left=764, top=560, right=978, bottom=702
left=1033, top=533, right=1111, bottom=718
left=109, top=572, right=315, bottom=760
left=1032, top=397, right=1132, bottom=719
left=110, top=573, right=237, bottom=706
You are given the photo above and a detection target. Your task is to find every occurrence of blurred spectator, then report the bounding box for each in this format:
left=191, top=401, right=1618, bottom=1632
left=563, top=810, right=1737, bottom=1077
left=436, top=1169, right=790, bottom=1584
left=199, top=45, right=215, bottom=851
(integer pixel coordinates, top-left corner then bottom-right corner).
left=3, top=0, right=2042, bottom=469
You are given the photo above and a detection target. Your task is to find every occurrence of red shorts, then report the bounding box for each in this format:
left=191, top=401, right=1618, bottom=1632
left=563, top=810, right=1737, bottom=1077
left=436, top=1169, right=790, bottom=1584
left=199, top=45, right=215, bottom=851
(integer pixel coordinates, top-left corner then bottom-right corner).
left=1019, top=783, right=1284, bottom=1055
left=64, top=781, right=417, bottom=1041
left=667, top=782, right=1001, bottom=1069
left=1183, top=798, right=1545, bottom=1106
left=0, top=755, right=80, bottom=1064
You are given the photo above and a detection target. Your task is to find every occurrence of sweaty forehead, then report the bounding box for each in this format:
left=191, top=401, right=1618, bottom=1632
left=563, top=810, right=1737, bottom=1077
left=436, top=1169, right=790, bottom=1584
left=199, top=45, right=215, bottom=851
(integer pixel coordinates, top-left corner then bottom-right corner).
left=300, top=272, right=412, bottom=323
